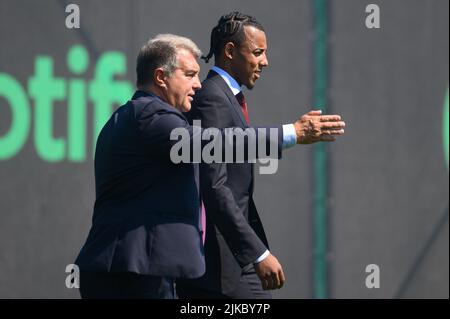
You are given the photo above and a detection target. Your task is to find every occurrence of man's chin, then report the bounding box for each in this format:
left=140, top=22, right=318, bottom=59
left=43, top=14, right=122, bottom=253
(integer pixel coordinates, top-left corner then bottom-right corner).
left=245, top=81, right=256, bottom=90
left=180, top=103, right=191, bottom=113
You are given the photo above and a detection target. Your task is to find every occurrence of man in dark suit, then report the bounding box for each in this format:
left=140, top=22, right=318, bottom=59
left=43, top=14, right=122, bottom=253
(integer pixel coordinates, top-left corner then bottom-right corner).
left=177, top=12, right=346, bottom=298
left=74, top=34, right=207, bottom=299
left=74, top=33, right=322, bottom=299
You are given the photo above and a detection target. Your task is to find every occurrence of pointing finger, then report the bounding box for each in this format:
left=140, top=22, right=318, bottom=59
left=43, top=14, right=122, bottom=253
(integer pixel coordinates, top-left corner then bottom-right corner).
left=320, top=115, right=342, bottom=122
left=321, top=122, right=345, bottom=129
left=307, top=110, right=322, bottom=116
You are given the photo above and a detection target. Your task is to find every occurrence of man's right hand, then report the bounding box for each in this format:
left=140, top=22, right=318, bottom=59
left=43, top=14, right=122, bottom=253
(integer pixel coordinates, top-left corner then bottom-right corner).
left=294, top=110, right=346, bottom=144
left=254, top=253, right=286, bottom=290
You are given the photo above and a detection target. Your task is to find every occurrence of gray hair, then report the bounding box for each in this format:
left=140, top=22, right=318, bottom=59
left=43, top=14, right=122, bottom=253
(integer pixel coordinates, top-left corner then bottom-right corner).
left=136, top=34, right=202, bottom=86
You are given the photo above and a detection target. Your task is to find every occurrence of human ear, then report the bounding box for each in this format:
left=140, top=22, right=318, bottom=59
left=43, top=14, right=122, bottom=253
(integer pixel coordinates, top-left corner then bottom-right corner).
left=154, top=68, right=167, bottom=88
left=224, top=42, right=235, bottom=60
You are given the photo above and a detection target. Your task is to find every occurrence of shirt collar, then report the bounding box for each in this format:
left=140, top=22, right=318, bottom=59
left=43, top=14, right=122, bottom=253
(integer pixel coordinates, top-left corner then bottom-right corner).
left=211, top=66, right=241, bottom=95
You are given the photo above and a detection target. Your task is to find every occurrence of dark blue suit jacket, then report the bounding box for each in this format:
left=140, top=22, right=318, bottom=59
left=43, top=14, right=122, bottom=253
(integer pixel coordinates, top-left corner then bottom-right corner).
left=178, top=71, right=281, bottom=294
left=75, top=90, right=282, bottom=279
left=75, top=91, right=205, bottom=278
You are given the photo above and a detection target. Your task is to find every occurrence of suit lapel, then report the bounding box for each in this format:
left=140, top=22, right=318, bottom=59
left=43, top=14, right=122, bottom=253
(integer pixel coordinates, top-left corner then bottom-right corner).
left=207, top=70, right=249, bottom=128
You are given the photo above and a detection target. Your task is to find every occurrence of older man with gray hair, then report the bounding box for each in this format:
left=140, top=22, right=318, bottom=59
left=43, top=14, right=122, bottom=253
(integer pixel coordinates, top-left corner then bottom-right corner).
left=75, top=34, right=206, bottom=299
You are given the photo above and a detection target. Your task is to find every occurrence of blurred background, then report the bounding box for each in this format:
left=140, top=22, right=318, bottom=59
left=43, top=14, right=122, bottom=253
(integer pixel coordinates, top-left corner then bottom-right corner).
left=0, top=0, right=448, bottom=298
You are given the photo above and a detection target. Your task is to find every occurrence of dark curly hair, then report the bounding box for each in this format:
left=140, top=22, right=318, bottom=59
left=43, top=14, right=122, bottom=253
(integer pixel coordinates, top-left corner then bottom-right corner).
left=202, top=11, right=265, bottom=63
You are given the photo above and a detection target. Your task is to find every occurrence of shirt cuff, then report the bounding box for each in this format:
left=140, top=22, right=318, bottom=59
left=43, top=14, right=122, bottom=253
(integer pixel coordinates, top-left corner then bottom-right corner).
left=254, top=250, right=270, bottom=264
left=282, top=124, right=297, bottom=149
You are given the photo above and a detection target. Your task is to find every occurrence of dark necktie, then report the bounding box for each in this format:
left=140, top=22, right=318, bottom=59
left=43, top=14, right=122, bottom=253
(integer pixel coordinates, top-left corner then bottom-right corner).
left=235, top=91, right=250, bottom=124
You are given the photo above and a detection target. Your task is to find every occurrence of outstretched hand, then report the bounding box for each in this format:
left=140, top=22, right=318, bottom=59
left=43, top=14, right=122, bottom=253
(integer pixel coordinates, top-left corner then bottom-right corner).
left=294, top=110, right=345, bottom=144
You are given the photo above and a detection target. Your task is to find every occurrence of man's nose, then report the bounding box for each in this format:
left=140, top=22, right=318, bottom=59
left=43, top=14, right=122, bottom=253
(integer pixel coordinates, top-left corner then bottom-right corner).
left=193, top=75, right=202, bottom=90
left=260, top=53, right=269, bottom=67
